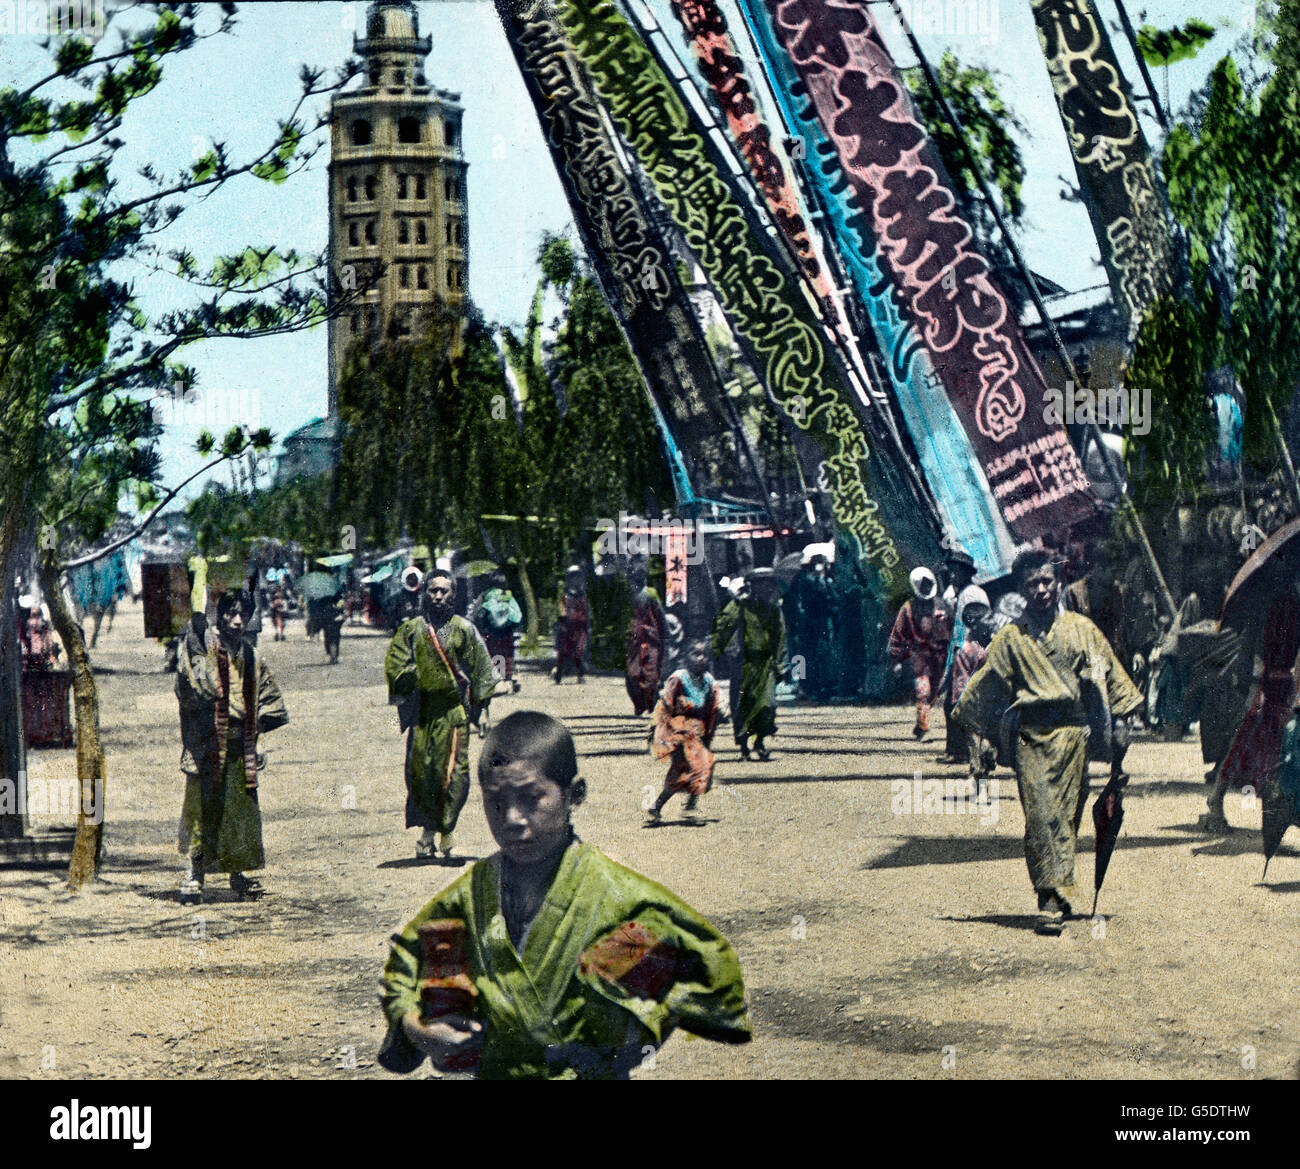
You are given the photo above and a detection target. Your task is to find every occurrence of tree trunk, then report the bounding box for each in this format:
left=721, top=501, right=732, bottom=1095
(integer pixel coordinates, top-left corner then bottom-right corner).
left=37, top=553, right=106, bottom=890
left=516, top=555, right=540, bottom=655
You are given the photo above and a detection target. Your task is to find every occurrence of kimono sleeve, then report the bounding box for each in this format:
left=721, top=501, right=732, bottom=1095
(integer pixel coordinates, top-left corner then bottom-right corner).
left=175, top=628, right=218, bottom=711
left=378, top=877, right=474, bottom=1074
left=951, top=627, right=1017, bottom=738
left=887, top=604, right=914, bottom=664
left=255, top=656, right=289, bottom=734
left=576, top=877, right=751, bottom=1048
left=461, top=622, right=498, bottom=707
left=710, top=602, right=738, bottom=661
left=1092, top=623, right=1144, bottom=719
left=774, top=604, right=788, bottom=677
left=385, top=622, right=418, bottom=700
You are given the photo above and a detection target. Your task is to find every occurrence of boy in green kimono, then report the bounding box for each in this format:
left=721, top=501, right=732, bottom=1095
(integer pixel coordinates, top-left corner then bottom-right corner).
left=953, top=549, right=1142, bottom=935
left=175, top=589, right=289, bottom=903
left=711, top=571, right=787, bottom=761
left=379, top=710, right=752, bottom=1079
left=386, top=570, right=497, bottom=860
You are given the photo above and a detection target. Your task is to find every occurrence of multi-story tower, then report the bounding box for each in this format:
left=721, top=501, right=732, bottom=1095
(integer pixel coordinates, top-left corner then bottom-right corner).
left=327, top=0, right=468, bottom=416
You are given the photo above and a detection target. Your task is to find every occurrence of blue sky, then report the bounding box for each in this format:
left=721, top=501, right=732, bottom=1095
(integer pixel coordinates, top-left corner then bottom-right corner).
left=0, top=0, right=1255, bottom=503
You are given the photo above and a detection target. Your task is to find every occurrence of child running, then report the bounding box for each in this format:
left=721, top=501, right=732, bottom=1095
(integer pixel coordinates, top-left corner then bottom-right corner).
left=379, top=710, right=751, bottom=1079
left=647, top=640, right=719, bottom=823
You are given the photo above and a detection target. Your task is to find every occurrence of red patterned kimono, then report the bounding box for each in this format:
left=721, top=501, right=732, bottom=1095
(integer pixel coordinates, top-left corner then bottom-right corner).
left=888, top=598, right=952, bottom=730
left=1221, top=593, right=1300, bottom=792
left=652, top=669, right=720, bottom=795
left=626, top=588, right=666, bottom=714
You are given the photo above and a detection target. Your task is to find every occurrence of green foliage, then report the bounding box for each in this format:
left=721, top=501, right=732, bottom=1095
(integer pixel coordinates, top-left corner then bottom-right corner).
left=901, top=52, right=1027, bottom=223
left=0, top=3, right=358, bottom=570
left=1134, top=32, right=1300, bottom=498
left=332, top=236, right=673, bottom=588
left=1123, top=296, right=1217, bottom=506
left=1138, top=19, right=1218, bottom=67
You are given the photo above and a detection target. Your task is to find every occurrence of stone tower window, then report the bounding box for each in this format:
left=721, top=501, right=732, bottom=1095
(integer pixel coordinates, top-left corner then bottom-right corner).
left=415, top=175, right=426, bottom=200
left=444, top=177, right=455, bottom=201
left=364, top=174, right=377, bottom=200
left=392, top=66, right=405, bottom=86
left=397, top=173, right=408, bottom=199
left=445, top=220, right=452, bottom=245
left=348, top=221, right=359, bottom=247
left=397, top=217, right=409, bottom=245
left=416, top=220, right=427, bottom=245
left=364, top=220, right=376, bottom=245
left=445, top=120, right=457, bottom=147
left=398, top=117, right=420, bottom=143
left=346, top=176, right=357, bottom=202
left=351, top=119, right=372, bottom=146
left=399, top=264, right=410, bottom=289
left=417, top=265, right=428, bottom=290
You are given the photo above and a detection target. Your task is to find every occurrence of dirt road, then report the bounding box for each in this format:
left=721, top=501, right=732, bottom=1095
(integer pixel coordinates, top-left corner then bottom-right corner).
left=3, top=600, right=1298, bottom=1079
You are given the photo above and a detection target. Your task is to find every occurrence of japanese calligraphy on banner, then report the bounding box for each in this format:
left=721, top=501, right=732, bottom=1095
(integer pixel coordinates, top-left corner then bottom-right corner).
left=1031, top=0, right=1174, bottom=341
left=554, top=0, right=957, bottom=585
left=760, top=0, right=1101, bottom=544
left=494, top=0, right=758, bottom=505
left=735, top=0, right=1017, bottom=579
left=664, top=527, right=689, bottom=606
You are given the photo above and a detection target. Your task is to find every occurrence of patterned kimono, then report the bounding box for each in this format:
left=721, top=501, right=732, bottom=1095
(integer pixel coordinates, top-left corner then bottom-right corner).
left=888, top=598, right=952, bottom=730
left=386, top=615, right=497, bottom=835
left=379, top=839, right=751, bottom=1079
left=626, top=588, right=666, bottom=715
left=953, top=611, right=1142, bottom=908
left=653, top=669, right=720, bottom=795
left=175, top=623, right=288, bottom=873
left=711, top=596, right=786, bottom=742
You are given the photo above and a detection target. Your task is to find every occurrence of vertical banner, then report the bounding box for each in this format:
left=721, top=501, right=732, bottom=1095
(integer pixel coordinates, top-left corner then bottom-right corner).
left=1031, top=0, right=1174, bottom=341
left=735, top=0, right=1018, bottom=578
left=759, top=0, right=1101, bottom=544
left=664, top=526, right=689, bottom=605
left=554, top=0, right=949, bottom=586
left=495, top=0, right=761, bottom=506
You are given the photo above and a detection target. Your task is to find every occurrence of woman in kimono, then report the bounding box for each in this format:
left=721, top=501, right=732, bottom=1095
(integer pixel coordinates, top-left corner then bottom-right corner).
left=647, top=641, right=719, bottom=822
left=889, top=566, right=952, bottom=740
left=625, top=584, right=666, bottom=715
left=175, top=590, right=288, bottom=903
left=553, top=567, right=590, bottom=684
left=710, top=571, right=786, bottom=761
left=380, top=711, right=750, bottom=1079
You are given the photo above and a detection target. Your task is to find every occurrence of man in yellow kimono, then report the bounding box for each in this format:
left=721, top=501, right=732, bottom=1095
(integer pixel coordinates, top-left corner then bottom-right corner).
left=176, top=589, right=288, bottom=903
left=379, top=710, right=751, bottom=1079
left=386, top=570, right=496, bottom=860
left=953, top=549, right=1142, bottom=935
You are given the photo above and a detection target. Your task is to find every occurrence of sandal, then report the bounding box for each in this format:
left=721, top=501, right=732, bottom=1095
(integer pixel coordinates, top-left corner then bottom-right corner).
left=230, top=873, right=264, bottom=899
left=178, top=877, right=204, bottom=905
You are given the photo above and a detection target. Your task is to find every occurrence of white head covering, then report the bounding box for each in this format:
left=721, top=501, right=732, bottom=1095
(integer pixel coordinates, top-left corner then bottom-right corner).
left=401, top=566, right=423, bottom=592
left=724, top=576, right=746, bottom=598
left=956, top=585, right=990, bottom=622
left=909, top=566, right=937, bottom=599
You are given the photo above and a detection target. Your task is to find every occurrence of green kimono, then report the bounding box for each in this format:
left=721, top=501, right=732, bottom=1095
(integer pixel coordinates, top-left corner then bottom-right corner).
left=953, top=611, right=1142, bottom=907
left=385, top=615, right=496, bottom=834
left=175, top=625, right=288, bottom=873
left=380, top=839, right=750, bottom=1079
left=711, top=596, right=787, bottom=741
